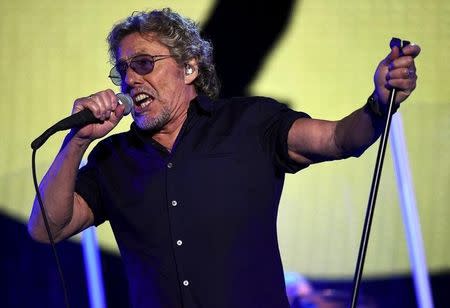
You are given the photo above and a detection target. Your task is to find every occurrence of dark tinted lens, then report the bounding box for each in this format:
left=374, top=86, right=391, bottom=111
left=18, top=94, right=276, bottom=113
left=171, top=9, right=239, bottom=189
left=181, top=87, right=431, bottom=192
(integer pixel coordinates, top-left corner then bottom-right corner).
left=130, top=55, right=155, bottom=75
left=109, top=66, right=122, bottom=86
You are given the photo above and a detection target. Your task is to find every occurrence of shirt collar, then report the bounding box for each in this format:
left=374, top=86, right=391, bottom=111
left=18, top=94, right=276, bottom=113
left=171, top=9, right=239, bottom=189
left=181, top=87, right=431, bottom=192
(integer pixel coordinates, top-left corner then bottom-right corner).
left=191, top=95, right=214, bottom=115
left=130, top=95, right=214, bottom=142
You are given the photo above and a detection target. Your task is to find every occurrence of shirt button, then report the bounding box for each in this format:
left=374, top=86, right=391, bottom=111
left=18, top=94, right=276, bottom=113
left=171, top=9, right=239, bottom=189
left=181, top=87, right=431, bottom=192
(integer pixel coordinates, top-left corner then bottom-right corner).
left=183, top=280, right=189, bottom=286
left=171, top=200, right=178, bottom=207
left=167, top=162, right=173, bottom=168
left=176, top=240, right=183, bottom=246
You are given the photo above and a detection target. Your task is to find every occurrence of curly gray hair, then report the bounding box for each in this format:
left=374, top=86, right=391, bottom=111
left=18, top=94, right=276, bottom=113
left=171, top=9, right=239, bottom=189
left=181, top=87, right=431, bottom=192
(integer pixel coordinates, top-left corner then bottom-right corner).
left=107, top=8, right=220, bottom=99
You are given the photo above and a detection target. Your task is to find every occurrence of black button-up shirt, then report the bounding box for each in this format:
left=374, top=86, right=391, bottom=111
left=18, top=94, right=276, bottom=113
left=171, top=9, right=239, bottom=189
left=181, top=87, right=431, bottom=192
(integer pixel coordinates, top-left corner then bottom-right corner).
left=76, top=95, right=310, bottom=308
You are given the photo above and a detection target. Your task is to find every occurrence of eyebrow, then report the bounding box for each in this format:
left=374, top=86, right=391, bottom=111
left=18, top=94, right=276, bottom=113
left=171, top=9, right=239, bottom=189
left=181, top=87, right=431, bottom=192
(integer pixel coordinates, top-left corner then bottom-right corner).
left=117, top=52, right=150, bottom=63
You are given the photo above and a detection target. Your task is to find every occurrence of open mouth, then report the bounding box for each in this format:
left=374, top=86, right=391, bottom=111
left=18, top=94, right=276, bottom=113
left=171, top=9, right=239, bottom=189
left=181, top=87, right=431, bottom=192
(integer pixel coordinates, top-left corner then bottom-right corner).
left=133, top=93, right=154, bottom=111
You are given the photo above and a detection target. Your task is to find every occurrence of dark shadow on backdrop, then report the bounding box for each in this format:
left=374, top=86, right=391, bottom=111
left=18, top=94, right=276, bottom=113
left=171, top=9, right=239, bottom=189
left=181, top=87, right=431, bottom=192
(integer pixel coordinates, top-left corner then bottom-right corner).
left=202, top=0, right=297, bottom=98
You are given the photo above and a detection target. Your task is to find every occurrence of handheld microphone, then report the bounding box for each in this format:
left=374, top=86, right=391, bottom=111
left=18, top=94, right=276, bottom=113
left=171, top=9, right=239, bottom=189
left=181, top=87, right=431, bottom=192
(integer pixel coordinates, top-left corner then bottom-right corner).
left=31, top=93, right=133, bottom=150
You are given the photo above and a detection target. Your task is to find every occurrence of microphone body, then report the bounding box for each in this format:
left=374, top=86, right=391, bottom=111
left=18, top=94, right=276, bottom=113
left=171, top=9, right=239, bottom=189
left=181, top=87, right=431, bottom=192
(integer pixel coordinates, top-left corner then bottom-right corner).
left=31, top=93, right=133, bottom=150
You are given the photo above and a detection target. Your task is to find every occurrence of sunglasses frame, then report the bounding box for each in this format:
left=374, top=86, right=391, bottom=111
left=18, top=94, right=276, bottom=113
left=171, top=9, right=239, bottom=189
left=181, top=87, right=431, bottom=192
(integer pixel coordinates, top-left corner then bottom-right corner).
left=109, top=54, right=172, bottom=86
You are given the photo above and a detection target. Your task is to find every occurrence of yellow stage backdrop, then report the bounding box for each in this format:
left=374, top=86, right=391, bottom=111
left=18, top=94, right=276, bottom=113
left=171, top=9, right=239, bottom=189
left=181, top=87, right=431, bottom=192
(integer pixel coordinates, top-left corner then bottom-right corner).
left=0, top=0, right=448, bottom=278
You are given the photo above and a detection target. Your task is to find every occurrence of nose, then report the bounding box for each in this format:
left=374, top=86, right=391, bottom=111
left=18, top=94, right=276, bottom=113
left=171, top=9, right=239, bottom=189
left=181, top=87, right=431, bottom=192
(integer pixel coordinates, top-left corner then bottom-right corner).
left=124, top=66, right=144, bottom=88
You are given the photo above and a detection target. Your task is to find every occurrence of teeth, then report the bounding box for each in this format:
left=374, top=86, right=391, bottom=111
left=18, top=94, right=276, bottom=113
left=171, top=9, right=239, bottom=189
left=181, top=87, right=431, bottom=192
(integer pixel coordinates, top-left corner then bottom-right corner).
left=135, top=93, right=150, bottom=103
left=140, top=100, right=151, bottom=108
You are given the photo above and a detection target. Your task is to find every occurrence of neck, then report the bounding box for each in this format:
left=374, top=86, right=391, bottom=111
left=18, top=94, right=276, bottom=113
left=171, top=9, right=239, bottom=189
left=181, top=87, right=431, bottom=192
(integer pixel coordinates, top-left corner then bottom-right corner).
left=153, top=90, right=197, bottom=151
left=153, top=114, right=187, bottom=152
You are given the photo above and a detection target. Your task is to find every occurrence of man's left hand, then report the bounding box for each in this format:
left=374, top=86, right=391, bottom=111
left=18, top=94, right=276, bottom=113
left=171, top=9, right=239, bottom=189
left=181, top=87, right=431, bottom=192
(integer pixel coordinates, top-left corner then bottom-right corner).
left=374, top=43, right=421, bottom=106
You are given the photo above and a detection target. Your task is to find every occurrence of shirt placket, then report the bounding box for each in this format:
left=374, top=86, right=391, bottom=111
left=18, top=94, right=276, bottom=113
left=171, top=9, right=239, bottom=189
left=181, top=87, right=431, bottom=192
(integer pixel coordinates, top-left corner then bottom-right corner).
left=163, top=117, right=197, bottom=306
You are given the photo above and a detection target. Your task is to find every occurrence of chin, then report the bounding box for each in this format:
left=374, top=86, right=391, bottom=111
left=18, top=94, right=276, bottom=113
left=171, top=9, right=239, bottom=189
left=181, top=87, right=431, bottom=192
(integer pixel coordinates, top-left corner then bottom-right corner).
left=134, top=115, right=168, bottom=132
left=133, top=106, right=171, bottom=131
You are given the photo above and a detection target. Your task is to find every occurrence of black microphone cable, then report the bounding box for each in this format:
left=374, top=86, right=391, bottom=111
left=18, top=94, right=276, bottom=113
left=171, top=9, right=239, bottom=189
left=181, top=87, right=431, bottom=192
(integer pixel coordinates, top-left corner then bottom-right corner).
left=31, top=148, right=71, bottom=308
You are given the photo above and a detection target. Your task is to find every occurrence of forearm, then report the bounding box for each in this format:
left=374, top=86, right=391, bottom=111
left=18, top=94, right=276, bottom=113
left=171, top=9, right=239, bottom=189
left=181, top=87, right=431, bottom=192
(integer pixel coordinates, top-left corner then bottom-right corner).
left=334, top=97, right=387, bottom=158
left=28, top=133, right=91, bottom=242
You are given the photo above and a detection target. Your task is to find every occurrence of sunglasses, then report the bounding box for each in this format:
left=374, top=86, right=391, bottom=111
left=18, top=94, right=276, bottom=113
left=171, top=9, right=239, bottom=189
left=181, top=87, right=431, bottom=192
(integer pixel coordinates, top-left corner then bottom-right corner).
left=108, top=54, right=172, bottom=86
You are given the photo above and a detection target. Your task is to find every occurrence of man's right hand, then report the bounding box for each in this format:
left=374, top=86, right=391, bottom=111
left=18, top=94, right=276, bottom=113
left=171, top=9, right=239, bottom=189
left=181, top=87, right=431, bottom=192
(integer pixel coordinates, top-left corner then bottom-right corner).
left=71, top=89, right=127, bottom=143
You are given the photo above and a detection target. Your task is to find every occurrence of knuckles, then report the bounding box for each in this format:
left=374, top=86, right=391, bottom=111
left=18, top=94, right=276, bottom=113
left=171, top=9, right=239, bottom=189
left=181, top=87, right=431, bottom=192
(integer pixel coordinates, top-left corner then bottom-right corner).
left=403, top=56, right=414, bottom=66
left=73, top=89, right=121, bottom=118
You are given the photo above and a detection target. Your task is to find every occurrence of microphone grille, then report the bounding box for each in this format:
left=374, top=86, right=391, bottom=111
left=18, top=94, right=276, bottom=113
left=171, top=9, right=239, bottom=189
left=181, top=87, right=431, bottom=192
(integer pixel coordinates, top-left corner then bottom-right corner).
left=116, top=93, right=133, bottom=115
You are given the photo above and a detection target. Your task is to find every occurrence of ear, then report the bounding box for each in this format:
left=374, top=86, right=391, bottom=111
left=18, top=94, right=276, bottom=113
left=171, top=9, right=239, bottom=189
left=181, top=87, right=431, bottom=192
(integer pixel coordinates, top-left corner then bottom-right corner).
left=184, top=58, right=199, bottom=85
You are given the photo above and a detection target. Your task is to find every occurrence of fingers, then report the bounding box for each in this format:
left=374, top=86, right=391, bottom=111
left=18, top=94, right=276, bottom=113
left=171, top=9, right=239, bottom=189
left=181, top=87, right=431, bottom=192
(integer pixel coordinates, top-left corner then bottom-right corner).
left=388, top=55, right=414, bottom=70
left=387, top=65, right=416, bottom=80
left=385, top=44, right=419, bottom=94
left=88, top=90, right=117, bottom=121
left=386, top=77, right=416, bottom=95
left=402, top=43, right=421, bottom=58
left=374, top=41, right=420, bottom=105
left=73, top=89, right=118, bottom=121
left=386, top=67, right=417, bottom=94
left=382, top=46, right=401, bottom=66
left=114, top=103, right=126, bottom=118
left=382, top=43, right=421, bottom=68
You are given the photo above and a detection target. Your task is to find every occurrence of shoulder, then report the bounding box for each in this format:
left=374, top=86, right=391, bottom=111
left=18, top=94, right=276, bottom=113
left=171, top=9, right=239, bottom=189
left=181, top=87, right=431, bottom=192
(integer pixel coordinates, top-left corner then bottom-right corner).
left=95, top=130, right=132, bottom=149
left=214, top=96, right=281, bottom=108
left=205, top=96, right=310, bottom=129
left=212, top=96, right=290, bottom=116
left=87, top=130, right=134, bottom=160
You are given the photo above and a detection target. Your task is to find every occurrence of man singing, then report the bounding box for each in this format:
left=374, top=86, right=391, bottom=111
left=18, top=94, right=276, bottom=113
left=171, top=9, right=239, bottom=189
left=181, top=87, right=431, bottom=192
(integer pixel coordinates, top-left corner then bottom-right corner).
left=28, top=8, right=420, bottom=308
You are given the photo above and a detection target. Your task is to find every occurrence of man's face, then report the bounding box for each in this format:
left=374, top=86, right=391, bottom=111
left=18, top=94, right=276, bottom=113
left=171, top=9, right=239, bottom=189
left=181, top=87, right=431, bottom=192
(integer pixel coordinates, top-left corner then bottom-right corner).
left=117, top=32, right=192, bottom=131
